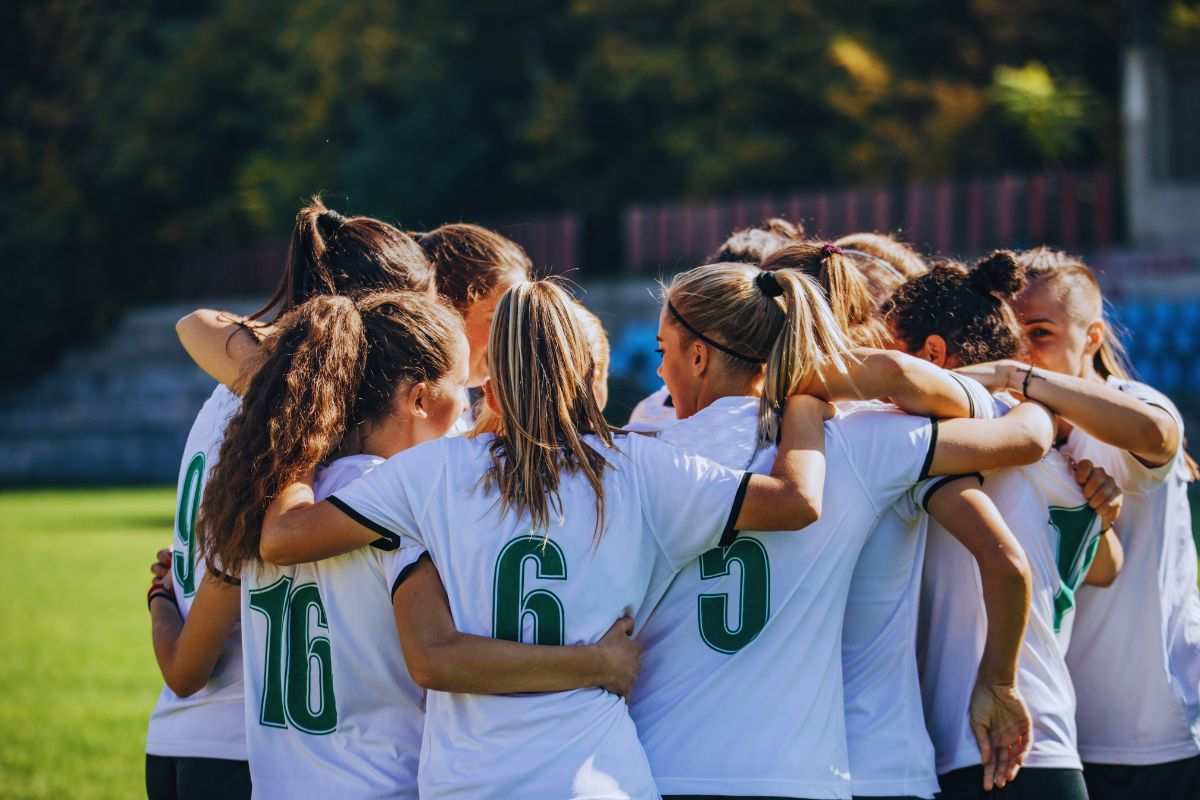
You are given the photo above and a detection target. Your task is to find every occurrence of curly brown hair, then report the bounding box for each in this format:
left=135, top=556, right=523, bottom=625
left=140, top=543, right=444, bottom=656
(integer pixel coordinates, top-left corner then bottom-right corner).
left=883, top=250, right=1026, bottom=366
left=198, top=290, right=463, bottom=575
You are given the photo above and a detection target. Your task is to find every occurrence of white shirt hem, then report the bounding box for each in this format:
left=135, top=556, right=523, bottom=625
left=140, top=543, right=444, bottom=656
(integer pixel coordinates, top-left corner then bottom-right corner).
left=1077, top=738, right=1200, bottom=766
left=850, top=776, right=938, bottom=798
left=654, top=776, right=851, bottom=798
left=145, top=737, right=247, bottom=761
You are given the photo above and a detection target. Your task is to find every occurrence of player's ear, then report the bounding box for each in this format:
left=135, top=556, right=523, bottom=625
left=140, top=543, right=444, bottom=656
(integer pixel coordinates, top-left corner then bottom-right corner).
left=404, top=381, right=430, bottom=419
left=919, top=335, right=948, bottom=368
left=691, top=340, right=709, bottom=377
left=1084, top=319, right=1103, bottom=360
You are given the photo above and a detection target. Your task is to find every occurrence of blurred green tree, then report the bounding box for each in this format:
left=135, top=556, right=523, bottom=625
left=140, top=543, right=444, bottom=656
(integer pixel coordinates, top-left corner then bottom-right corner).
left=1, top=0, right=1126, bottom=383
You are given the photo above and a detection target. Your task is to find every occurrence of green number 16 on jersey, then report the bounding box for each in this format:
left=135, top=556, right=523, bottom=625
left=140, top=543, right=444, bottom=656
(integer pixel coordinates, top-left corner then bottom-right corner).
left=249, top=576, right=338, bottom=735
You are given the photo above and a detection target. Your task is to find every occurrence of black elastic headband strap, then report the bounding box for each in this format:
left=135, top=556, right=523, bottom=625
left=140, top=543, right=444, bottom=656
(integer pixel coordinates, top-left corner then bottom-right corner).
left=667, top=302, right=765, bottom=364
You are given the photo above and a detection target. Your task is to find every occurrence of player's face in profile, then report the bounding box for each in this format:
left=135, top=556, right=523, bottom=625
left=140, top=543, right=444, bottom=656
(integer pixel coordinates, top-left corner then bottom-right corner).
left=463, top=272, right=525, bottom=389
left=1014, top=279, right=1089, bottom=378
left=656, top=306, right=697, bottom=420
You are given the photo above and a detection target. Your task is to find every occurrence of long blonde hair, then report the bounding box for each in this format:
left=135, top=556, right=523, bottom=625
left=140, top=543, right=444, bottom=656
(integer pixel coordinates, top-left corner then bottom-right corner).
left=666, top=261, right=852, bottom=445
left=473, top=298, right=610, bottom=435
left=483, top=280, right=614, bottom=538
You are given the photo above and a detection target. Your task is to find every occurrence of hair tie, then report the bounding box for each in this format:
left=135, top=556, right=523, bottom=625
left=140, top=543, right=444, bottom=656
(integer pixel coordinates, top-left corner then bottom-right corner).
left=317, top=209, right=348, bottom=237
left=821, top=243, right=842, bottom=258
left=755, top=270, right=784, bottom=298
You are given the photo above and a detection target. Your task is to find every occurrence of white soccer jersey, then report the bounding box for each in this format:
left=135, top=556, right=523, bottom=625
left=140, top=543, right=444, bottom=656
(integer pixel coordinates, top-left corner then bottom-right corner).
left=842, top=375, right=995, bottom=798
left=626, top=385, right=678, bottom=432
left=918, top=442, right=1102, bottom=775
left=331, top=432, right=752, bottom=800
left=241, top=455, right=425, bottom=799
left=630, top=396, right=938, bottom=799
left=1063, top=377, right=1200, bottom=765
left=146, top=385, right=246, bottom=761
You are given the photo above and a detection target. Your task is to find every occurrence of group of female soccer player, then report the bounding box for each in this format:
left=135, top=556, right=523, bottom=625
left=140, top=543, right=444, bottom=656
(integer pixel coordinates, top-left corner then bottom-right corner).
left=141, top=198, right=1200, bottom=800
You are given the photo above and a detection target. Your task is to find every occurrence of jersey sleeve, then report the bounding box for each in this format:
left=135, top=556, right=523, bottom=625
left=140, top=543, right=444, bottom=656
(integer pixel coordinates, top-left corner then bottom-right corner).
left=1115, top=380, right=1184, bottom=489
left=948, top=373, right=999, bottom=421
left=379, top=546, right=430, bottom=598
left=329, top=441, right=448, bottom=551
left=836, top=409, right=938, bottom=509
left=629, top=435, right=751, bottom=571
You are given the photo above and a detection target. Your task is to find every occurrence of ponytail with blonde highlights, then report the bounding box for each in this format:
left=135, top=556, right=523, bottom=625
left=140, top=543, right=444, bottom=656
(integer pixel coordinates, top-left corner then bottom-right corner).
left=483, top=280, right=614, bottom=539
left=665, top=261, right=852, bottom=446
left=761, top=242, right=891, bottom=348
left=198, top=291, right=464, bottom=575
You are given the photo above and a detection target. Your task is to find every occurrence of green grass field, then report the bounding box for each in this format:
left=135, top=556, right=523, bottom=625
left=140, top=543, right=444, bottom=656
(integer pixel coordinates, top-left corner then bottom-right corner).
left=3, top=486, right=1199, bottom=799
left=0, top=488, right=175, bottom=800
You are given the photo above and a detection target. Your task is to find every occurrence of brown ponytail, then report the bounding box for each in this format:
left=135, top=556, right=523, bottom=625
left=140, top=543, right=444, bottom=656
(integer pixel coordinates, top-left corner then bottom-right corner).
left=760, top=241, right=890, bottom=348
left=249, top=196, right=434, bottom=323
left=199, top=291, right=464, bottom=574
left=483, top=280, right=613, bottom=540
left=884, top=250, right=1026, bottom=366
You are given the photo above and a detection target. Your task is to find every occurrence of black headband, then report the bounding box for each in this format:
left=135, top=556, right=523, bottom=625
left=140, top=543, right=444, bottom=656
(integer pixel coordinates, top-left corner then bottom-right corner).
left=667, top=301, right=765, bottom=364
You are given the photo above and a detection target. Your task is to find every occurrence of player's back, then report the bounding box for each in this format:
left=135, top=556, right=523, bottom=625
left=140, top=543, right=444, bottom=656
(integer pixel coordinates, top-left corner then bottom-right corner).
left=630, top=395, right=937, bottom=799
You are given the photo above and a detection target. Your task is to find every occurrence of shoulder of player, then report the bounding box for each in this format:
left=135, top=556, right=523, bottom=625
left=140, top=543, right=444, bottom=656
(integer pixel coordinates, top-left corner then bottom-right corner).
left=1111, top=376, right=1184, bottom=427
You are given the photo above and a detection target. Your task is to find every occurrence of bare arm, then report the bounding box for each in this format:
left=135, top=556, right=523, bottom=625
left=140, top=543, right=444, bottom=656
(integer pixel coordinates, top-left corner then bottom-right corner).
left=260, top=473, right=380, bottom=565
left=928, top=402, right=1055, bottom=477
left=958, top=360, right=1180, bottom=467
left=176, top=309, right=271, bottom=393
left=734, top=395, right=832, bottom=532
left=393, top=558, right=640, bottom=696
left=927, top=478, right=1033, bottom=790
left=149, top=572, right=241, bottom=698
left=806, top=349, right=972, bottom=419
left=1085, top=531, right=1123, bottom=587
left=1071, top=458, right=1125, bottom=588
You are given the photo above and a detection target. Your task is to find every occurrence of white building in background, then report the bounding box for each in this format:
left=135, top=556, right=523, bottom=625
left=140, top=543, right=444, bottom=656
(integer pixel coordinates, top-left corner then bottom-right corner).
left=1123, top=3, right=1200, bottom=247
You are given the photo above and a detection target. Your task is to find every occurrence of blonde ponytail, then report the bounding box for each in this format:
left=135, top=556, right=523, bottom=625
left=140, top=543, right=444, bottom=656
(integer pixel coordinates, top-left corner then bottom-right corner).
left=759, top=270, right=851, bottom=443
left=665, top=261, right=852, bottom=446
left=762, top=242, right=890, bottom=348
left=484, top=280, right=614, bottom=539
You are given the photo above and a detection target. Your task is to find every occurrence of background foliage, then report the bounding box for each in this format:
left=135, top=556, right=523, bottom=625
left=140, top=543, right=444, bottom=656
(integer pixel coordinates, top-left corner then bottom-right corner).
left=4, top=0, right=1192, bottom=383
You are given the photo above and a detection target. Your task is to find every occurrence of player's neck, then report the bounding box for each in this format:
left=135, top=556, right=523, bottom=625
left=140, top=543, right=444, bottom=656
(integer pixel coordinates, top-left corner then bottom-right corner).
left=695, top=371, right=760, bottom=411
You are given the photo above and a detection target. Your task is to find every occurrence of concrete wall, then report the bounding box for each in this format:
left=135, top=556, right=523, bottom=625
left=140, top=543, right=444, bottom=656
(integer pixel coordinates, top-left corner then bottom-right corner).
left=0, top=286, right=664, bottom=485
left=1124, top=47, right=1200, bottom=248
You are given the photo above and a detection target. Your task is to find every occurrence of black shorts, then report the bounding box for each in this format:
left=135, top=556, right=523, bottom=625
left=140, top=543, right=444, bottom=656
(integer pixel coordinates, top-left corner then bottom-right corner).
left=936, top=765, right=1087, bottom=799
left=1082, top=754, right=1200, bottom=800
left=145, top=753, right=251, bottom=800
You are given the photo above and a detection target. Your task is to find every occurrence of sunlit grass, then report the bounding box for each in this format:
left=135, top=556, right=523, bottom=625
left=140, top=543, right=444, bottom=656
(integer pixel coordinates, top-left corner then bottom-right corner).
left=0, top=487, right=174, bottom=799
